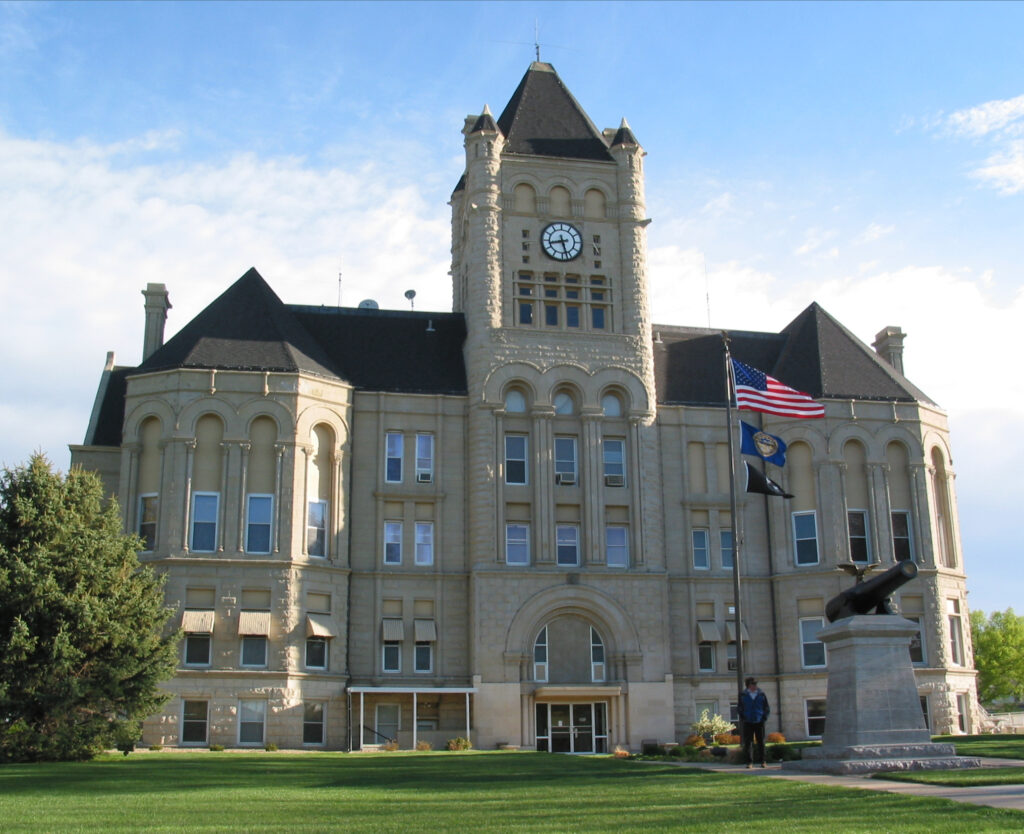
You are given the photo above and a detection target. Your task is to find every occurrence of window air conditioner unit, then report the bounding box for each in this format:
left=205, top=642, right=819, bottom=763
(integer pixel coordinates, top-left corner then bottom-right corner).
left=416, top=472, right=433, bottom=484
left=556, top=472, right=576, bottom=486
left=604, top=474, right=625, bottom=487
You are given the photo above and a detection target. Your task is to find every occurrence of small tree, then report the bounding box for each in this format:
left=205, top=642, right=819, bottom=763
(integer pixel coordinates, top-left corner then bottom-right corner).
left=970, top=608, right=1024, bottom=708
left=0, top=455, right=178, bottom=761
left=691, top=709, right=735, bottom=740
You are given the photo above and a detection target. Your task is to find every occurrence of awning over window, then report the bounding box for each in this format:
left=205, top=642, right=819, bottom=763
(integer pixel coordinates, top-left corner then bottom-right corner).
left=696, top=620, right=721, bottom=642
left=181, top=609, right=215, bottom=633
left=414, top=618, right=437, bottom=642
left=238, top=610, right=271, bottom=636
left=306, top=613, right=336, bottom=638
left=725, top=621, right=750, bottom=642
left=381, top=618, right=404, bottom=641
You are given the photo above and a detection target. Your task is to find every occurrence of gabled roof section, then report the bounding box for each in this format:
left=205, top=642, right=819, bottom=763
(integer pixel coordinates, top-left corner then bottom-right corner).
left=653, top=302, right=935, bottom=408
left=610, top=117, right=639, bottom=147
left=496, top=62, right=614, bottom=162
left=776, top=303, right=934, bottom=404
left=470, top=104, right=499, bottom=134
left=136, top=268, right=338, bottom=378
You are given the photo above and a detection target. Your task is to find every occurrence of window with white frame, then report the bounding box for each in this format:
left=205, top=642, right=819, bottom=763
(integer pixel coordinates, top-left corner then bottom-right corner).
left=384, top=521, right=402, bottom=565
left=892, top=511, right=914, bottom=562
left=534, top=626, right=548, bottom=681
left=848, top=510, right=870, bottom=563
left=181, top=700, right=209, bottom=745
left=415, top=522, right=434, bottom=566
left=556, top=525, right=580, bottom=566
left=138, top=494, right=158, bottom=550
left=957, top=693, right=969, bottom=732
left=792, top=512, right=819, bottom=565
left=246, top=494, right=273, bottom=554
left=415, top=434, right=434, bottom=483
left=948, top=598, right=965, bottom=666
left=591, top=627, right=606, bottom=682
left=602, top=439, right=625, bottom=487
left=385, top=432, right=403, bottom=483
left=726, top=641, right=737, bottom=671
left=238, top=700, right=266, bottom=745
left=240, top=635, right=267, bottom=668
left=805, top=698, right=827, bottom=738
left=305, top=637, right=328, bottom=670
left=692, top=529, right=709, bottom=570
left=190, top=492, right=219, bottom=552
left=303, top=702, right=325, bottom=745
left=800, top=617, right=827, bottom=667
left=505, top=435, right=528, bottom=485
left=720, top=530, right=734, bottom=570
left=605, top=525, right=629, bottom=568
left=184, top=633, right=211, bottom=666
left=554, top=437, right=578, bottom=485
left=415, top=641, right=433, bottom=674
left=505, top=523, right=530, bottom=565
left=383, top=641, right=401, bottom=673
left=307, top=500, right=327, bottom=557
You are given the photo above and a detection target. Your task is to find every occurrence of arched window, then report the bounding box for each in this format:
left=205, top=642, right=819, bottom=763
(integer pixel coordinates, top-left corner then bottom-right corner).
left=931, top=447, right=956, bottom=568
left=191, top=414, right=224, bottom=553
left=534, top=626, right=548, bottom=682
left=788, top=441, right=818, bottom=566
left=584, top=188, right=606, bottom=219
left=513, top=183, right=536, bottom=213
left=601, top=392, right=622, bottom=417
left=591, top=627, right=606, bottom=682
left=843, top=440, right=871, bottom=564
left=885, top=441, right=915, bottom=562
left=538, top=616, right=607, bottom=683
left=137, top=416, right=162, bottom=550
left=307, top=424, right=334, bottom=558
left=504, top=388, right=527, bottom=413
left=549, top=186, right=571, bottom=217
left=553, top=391, right=576, bottom=415
left=245, top=417, right=278, bottom=554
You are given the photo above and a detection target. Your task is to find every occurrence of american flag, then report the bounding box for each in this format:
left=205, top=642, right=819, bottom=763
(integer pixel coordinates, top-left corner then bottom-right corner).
left=731, top=359, right=825, bottom=418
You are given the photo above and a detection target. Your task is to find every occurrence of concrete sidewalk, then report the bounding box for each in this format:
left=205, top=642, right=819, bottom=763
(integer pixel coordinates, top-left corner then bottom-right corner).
left=661, top=757, right=1024, bottom=812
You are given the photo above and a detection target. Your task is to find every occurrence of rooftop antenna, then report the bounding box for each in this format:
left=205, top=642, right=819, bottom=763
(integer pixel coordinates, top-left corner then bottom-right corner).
left=535, top=20, right=540, bottom=61
left=337, top=270, right=342, bottom=308
left=404, top=289, right=416, bottom=310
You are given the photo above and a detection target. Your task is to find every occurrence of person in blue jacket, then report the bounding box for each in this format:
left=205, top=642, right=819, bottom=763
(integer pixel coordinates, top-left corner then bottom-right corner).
left=738, top=676, right=770, bottom=767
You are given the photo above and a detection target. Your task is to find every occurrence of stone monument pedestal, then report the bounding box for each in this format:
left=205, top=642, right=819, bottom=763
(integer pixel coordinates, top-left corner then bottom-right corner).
left=784, top=615, right=980, bottom=774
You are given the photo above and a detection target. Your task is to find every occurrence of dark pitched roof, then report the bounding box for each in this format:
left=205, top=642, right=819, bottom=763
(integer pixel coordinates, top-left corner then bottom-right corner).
left=610, top=118, right=639, bottom=147
left=137, top=268, right=338, bottom=378
left=470, top=105, right=499, bottom=134
left=87, top=366, right=132, bottom=446
left=654, top=302, right=934, bottom=408
left=289, top=307, right=467, bottom=395
left=496, top=62, right=614, bottom=162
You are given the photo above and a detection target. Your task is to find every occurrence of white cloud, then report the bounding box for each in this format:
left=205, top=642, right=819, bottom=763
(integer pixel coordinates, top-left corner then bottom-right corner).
left=971, top=139, right=1024, bottom=195
left=794, top=227, right=837, bottom=256
left=0, top=129, right=452, bottom=471
left=857, top=222, right=894, bottom=243
left=946, top=94, right=1024, bottom=138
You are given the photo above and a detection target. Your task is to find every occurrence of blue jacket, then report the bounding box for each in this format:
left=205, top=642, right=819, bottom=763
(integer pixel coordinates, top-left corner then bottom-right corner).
left=739, top=688, right=770, bottom=723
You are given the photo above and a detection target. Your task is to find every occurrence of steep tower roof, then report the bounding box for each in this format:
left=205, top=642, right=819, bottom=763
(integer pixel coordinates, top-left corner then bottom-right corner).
left=496, top=62, right=614, bottom=161
left=610, top=117, right=639, bottom=147
left=470, top=104, right=499, bottom=134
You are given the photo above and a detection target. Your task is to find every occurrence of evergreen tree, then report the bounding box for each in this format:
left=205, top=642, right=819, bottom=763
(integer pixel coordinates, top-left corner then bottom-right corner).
left=970, top=608, right=1024, bottom=708
left=0, top=455, right=178, bottom=761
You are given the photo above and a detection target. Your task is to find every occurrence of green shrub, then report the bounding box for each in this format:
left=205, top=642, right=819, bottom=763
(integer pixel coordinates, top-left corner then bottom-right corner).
left=768, top=743, right=801, bottom=761
left=667, top=745, right=684, bottom=757
left=446, top=736, right=472, bottom=751
left=264, top=743, right=278, bottom=752
left=148, top=744, right=163, bottom=752
left=209, top=744, right=225, bottom=752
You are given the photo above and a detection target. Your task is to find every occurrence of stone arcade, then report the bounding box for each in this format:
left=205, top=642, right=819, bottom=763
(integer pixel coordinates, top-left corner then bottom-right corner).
left=71, top=62, right=978, bottom=751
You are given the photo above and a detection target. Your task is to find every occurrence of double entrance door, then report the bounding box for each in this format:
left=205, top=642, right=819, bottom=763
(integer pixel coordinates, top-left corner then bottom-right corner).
left=536, top=702, right=608, bottom=753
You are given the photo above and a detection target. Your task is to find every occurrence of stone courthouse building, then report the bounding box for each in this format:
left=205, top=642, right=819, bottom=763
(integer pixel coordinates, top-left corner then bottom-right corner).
left=70, top=63, right=977, bottom=751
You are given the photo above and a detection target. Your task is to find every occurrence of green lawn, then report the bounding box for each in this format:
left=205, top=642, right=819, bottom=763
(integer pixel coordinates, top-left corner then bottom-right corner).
left=879, top=767, right=1024, bottom=787
left=938, top=733, right=1024, bottom=759
left=1, top=751, right=1022, bottom=833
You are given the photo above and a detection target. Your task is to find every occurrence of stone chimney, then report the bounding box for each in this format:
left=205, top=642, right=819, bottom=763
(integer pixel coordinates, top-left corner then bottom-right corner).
left=142, top=283, right=172, bottom=361
left=872, top=326, right=906, bottom=375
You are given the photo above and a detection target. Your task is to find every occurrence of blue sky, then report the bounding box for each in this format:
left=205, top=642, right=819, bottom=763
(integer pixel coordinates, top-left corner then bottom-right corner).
left=2, top=1, right=1021, bottom=613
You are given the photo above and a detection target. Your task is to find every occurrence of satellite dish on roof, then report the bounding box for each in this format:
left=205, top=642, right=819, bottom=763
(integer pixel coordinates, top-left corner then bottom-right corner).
left=358, top=299, right=379, bottom=310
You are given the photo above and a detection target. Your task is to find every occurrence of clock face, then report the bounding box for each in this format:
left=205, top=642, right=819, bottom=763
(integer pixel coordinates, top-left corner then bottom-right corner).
left=541, top=222, right=583, bottom=262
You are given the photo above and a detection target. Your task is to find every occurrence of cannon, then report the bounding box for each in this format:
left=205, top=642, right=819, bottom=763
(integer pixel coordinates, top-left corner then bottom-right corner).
left=825, top=560, right=918, bottom=622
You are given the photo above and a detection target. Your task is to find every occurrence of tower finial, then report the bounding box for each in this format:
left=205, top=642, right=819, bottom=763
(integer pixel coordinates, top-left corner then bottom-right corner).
left=534, top=19, right=540, bottom=61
